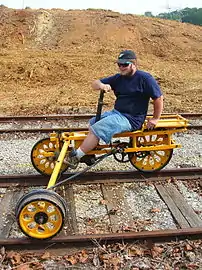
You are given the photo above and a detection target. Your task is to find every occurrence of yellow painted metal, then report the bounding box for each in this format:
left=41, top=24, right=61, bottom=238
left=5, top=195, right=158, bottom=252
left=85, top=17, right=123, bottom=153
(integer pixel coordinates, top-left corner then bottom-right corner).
left=113, top=128, right=187, bottom=139
left=42, top=152, right=55, bottom=157
left=89, top=144, right=179, bottom=155
left=19, top=200, right=63, bottom=239
left=31, top=138, right=69, bottom=176
left=62, top=127, right=187, bottom=142
left=47, top=141, right=70, bottom=189
left=144, top=114, right=188, bottom=129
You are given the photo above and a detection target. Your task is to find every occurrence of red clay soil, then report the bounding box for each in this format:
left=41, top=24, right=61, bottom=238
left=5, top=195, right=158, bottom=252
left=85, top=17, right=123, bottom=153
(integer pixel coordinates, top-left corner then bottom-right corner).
left=0, top=7, right=201, bottom=116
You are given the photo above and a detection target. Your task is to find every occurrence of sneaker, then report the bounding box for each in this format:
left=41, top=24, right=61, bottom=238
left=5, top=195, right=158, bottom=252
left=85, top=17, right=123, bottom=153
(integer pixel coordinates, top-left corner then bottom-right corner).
left=64, top=149, right=79, bottom=169
left=80, top=155, right=96, bottom=166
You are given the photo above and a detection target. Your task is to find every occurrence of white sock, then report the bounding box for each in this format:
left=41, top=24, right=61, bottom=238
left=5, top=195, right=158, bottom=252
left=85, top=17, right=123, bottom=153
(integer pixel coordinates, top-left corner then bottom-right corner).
left=76, top=147, right=85, bottom=159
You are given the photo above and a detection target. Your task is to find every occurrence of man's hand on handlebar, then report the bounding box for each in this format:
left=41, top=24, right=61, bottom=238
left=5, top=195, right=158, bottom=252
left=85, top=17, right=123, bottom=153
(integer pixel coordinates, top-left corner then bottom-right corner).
left=92, top=80, right=112, bottom=92
left=101, top=84, right=112, bottom=93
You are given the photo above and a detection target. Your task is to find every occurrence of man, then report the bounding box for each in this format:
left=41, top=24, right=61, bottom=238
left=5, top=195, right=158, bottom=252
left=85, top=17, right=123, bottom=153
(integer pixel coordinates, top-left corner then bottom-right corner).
left=67, top=49, right=163, bottom=167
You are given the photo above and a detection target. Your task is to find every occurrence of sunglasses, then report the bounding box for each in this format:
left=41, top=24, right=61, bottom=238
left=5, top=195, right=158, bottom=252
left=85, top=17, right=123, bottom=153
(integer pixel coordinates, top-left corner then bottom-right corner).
left=117, top=62, right=132, bottom=68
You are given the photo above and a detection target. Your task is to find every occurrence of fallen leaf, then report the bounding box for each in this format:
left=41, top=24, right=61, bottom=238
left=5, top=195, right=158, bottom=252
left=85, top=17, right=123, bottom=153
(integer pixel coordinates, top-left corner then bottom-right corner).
left=65, top=255, right=78, bottom=265
left=150, top=208, right=161, bottom=213
left=79, top=250, right=89, bottom=263
left=185, top=244, right=193, bottom=251
left=16, top=264, right=31, bottom=270
left=151, top=246, right=164, bottom=258
left=111, top=256, right=121, bottom=268
left=128, top=247, right=143, bottom=256
left=41, top=251, right=51, bottom=259
left=7, top=251, right=22, bottom=264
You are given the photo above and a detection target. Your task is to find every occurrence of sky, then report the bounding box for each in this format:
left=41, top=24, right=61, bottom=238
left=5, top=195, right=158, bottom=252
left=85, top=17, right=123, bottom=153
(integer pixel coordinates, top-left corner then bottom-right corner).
left=0, top=0, right=201, bottom=15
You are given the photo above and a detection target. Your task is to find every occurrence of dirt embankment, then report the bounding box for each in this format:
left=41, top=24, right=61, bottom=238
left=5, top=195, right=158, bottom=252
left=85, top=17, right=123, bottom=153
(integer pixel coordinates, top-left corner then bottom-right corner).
left=0, top=7, right=201, bottom=115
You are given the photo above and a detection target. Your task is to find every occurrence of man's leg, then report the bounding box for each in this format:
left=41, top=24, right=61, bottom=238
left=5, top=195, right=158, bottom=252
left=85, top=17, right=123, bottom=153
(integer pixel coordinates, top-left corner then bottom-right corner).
left=79, top=129, right=99, bottom=154
left=64, top=129, right=99, bottom=167
left=66, top=110, right=132, bottom=166
left=68, top=112, right=112, bottom=161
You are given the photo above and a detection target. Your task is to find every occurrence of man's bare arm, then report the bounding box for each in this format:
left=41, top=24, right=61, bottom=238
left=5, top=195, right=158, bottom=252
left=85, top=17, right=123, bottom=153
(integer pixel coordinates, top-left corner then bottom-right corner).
left=153, top=95, right=164, bottom=119
left=92, top=80, right=111, bottom=92
left=147, top=95, right=164, bottom=129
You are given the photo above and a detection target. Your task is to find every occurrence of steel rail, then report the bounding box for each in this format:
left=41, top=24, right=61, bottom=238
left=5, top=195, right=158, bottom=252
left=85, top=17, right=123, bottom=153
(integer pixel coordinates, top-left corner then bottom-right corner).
left=1, top=227, right=202, bottom=249
left=0, top=114, right=93, bottom=122
left=0, top=125, right=201, bottom=134
left=0, top=113, right=201, bottom=123
left=0, top=168, right=201, bottom=187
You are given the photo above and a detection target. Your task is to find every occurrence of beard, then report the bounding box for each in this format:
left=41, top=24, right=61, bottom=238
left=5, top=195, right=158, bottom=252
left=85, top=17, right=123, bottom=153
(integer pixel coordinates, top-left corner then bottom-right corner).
left=120, top=67, right=135, bottom=77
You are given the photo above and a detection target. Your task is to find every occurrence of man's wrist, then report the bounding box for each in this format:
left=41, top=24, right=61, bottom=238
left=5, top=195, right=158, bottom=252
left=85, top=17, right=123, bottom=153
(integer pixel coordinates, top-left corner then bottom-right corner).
left=152, top=115, right=161, bottom=120
left=100, top=83, right=105, bottom=90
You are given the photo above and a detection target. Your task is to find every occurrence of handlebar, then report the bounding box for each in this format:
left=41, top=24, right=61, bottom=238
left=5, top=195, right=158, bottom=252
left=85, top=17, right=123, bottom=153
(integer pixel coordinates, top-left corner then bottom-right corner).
left=95, top=89, right=105, bottom=122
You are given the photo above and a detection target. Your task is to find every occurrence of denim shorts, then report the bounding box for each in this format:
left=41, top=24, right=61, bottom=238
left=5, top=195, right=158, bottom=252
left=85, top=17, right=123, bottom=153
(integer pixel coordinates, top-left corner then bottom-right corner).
left=89, top=109, right=132, bottom=144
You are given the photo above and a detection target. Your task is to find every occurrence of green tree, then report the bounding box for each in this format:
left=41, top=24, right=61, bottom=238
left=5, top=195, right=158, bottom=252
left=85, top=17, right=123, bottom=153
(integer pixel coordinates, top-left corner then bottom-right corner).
left=182, top=8, right=202, bottom=26
left=144, top=11, right=154, bottom=17
left=156, top=7, right=202, bottom=26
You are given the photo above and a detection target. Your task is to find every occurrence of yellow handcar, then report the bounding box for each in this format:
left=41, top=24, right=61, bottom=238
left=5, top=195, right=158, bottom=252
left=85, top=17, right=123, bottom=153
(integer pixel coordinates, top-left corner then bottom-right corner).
left=15, top=91, right=188, bottom=239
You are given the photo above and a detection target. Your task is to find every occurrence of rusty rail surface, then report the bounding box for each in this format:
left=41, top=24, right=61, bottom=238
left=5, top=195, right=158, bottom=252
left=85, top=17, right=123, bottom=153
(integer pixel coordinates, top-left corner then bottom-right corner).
left=0, top=113, right=201, bottom=133
left=0, top=168, right=201, bottom=187
left=1, top=227, right=202, bottom=249
left=0, top=113, right=201, bottom=122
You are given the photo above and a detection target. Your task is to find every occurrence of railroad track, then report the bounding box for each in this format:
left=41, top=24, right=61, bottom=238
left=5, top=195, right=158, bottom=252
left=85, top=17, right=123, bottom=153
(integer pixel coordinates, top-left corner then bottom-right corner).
left=0, top=113, right=202, bottom=122
left=0, top=168, right=202, bottom=187
left=0, top=113, right=201, bottom=133
left=1, top=168, right=202, bottom=249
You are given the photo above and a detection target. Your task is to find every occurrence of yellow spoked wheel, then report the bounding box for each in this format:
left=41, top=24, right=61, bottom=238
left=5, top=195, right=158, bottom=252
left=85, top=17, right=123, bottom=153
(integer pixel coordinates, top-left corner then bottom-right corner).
left=31, top=138, right=69, bottom=176
left=129, top=134, right=173, bottom=172
left=16, top=189, right=67, bottom=239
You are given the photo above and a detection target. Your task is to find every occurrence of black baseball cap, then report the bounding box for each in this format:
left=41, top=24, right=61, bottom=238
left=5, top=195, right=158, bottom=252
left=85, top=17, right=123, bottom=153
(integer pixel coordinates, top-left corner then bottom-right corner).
left=117, top=50, right=137, bottom=64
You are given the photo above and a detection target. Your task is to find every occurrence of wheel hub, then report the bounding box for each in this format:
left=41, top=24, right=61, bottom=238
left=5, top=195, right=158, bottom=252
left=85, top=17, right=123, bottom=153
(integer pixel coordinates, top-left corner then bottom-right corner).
left=34, top=212, right=48, bottom=224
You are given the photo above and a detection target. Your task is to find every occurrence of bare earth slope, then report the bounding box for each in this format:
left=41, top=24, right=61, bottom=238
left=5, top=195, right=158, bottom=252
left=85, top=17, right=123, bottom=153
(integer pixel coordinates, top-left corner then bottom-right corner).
left=0, top=7, right=201, bottom=115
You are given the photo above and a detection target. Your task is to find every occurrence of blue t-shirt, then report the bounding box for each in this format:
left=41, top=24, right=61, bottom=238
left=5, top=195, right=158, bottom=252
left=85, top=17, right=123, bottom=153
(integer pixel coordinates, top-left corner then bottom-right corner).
left=100, top=70, right=162, bottom=130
